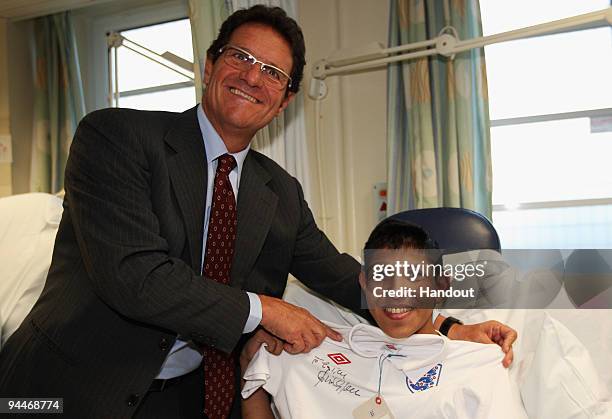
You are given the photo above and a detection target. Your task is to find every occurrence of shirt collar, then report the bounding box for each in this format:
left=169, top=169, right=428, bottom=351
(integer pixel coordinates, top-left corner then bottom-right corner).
left=197, top=104, right=250, bottom=168
left=347, top=323, right=448, bottom=371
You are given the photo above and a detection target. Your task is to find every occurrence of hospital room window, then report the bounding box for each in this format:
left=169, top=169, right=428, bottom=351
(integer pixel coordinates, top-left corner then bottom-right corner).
left=107, top=18, right=196, bottom=112
left=480, top=0, right=612, bottom=248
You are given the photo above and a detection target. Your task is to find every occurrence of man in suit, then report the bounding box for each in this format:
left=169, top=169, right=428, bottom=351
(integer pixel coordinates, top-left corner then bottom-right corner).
left=0, top=5, right=515, bottom=419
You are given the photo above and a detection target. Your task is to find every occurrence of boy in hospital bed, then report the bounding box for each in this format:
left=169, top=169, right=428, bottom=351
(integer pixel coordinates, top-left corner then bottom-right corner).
left=239, top=219, right=527, bottom=419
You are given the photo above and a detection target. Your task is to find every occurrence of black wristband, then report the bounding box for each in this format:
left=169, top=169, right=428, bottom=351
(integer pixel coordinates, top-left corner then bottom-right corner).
left=439, top=316, right=463, bottom=337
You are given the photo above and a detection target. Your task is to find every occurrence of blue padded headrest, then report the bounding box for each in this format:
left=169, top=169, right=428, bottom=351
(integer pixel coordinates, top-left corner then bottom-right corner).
left=390, top=207, right=500, bottom=251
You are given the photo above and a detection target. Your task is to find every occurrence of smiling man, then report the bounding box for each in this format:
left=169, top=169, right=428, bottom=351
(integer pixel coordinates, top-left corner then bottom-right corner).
left=0, top=6, right=516, bottom=419
left=202, top=25, right=295, bottom=151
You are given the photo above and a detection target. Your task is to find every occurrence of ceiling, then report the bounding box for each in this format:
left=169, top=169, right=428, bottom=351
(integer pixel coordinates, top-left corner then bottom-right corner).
left=0, top=0, right=118, bottom=20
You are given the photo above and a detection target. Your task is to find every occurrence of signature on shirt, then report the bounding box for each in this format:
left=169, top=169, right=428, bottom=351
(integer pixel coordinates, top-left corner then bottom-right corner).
left=312, top=356, right=362, bottom=397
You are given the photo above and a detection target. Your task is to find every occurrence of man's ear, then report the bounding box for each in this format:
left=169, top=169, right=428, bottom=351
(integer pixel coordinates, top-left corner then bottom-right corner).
left=276, top=91, right=295, bottom=115
left=203, top=55, right=214, bottom=86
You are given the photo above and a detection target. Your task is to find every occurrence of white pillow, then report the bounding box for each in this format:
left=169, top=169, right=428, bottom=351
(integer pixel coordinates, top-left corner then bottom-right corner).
left=520, top=313, right=611, bottom=418
left=0, top=193, right=63, bottom=348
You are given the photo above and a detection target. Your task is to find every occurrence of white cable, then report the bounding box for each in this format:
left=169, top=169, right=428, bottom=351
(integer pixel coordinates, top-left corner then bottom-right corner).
left=107, top=46, right=113, bottom=107
left=113, top=47, right=119, bottom=107
left=313, top=96, right=327, bottom=232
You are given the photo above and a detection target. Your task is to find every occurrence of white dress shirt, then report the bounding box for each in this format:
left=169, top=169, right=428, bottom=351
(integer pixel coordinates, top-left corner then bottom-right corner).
left=156, top=105, right=262, bottom=379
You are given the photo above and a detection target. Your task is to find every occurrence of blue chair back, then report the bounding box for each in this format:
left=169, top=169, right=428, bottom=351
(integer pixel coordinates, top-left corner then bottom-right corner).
left=390, top=207, right=500, bottom=251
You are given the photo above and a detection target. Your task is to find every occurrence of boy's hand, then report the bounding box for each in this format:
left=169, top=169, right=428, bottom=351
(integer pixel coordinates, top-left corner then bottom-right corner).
left=240, top=329, right=284, bottom=373
left=447, top=320, right=517, bottom=368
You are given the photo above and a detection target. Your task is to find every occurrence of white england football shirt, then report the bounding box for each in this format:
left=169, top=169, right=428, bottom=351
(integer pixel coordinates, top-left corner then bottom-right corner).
left=242, top=322, right=527, bottom=419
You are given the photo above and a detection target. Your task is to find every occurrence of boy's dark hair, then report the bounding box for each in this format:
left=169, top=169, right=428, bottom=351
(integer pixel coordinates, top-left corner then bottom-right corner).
left=363, top=218, right=442, bottom=282
left=362, top=219, right=447, bottom=310
left=206, top=5, right=305, bottom=94
left=364, top=218, right=438, bottom=251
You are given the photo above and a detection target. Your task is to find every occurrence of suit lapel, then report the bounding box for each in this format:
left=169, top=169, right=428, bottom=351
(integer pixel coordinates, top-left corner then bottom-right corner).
left=230, top=152, right=278, bottom=288
left=165, top=107, right=278, bottom=285
left=165, top=106, right=207, bottom=272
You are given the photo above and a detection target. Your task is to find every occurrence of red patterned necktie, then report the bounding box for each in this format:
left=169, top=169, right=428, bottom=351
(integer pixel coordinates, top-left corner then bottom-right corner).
left=202, top=154, right=237, bottom=419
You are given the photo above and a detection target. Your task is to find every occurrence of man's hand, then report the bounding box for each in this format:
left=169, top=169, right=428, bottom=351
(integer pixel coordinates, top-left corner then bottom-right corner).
left=447, top=320, right=517, bottom=368
left=240, top=329, right=283, bottom=372
left=258, top=295, right=342, bottom=354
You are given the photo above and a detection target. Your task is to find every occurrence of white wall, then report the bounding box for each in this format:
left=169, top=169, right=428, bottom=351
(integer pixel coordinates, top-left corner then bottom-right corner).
left=7, top=19, right=34, bottom=195
left=299, top=0, right=389, bottom=258
left=0, top=18, right=11, bottom=196
left=0, top=18, right=34, bottom=196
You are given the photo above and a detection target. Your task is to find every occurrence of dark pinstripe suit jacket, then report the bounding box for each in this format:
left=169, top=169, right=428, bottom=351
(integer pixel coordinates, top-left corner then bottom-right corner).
left=0, top=106, right=361, bottom=418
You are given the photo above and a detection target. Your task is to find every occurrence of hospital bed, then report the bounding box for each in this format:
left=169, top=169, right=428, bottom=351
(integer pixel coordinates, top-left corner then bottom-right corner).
left=1, top=193, right=610, bottom=417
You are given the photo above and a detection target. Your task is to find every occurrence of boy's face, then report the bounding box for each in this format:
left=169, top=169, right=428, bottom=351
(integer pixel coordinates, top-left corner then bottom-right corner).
left=360, top=248, right=437, bottom=339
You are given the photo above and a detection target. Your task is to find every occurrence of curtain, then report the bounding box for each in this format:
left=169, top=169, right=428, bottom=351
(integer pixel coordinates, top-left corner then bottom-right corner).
left=30, top=11, right=86, bottom=193
left=188, top=0, right=312, bottom=201
left=188, top=0, right=229, bottom=99
left=387, top=0, right=492, bottom=219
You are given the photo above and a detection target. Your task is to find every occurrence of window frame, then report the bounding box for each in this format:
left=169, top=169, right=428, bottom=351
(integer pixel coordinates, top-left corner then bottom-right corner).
left=485, top=26, right=612, bottom=204
left=490, top=106, right=612, bottom=211
left=83, top=0, right=191, bottom=111
left=482, top=10, right=612, bottom=246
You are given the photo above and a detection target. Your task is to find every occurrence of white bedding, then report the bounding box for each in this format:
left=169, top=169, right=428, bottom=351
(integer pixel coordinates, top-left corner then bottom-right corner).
left=0, top=193, right=63, bottom=348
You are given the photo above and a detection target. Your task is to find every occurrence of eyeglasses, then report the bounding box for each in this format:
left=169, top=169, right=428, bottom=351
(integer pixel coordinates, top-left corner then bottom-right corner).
left=219, top=45, right=292, bottom=90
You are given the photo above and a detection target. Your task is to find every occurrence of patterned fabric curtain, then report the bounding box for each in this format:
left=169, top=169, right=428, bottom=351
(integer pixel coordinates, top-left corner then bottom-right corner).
left=189, top=0, right=312, bottom=201
left=188, top=0, right=230, bottom=99
left=387, top=0, right=492, bottom=218
left=31, top=11, right=86, bottom=193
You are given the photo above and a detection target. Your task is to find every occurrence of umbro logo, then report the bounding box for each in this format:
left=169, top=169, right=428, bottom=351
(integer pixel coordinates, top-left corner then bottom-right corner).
left=327, top=353, right=351, bottom=365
